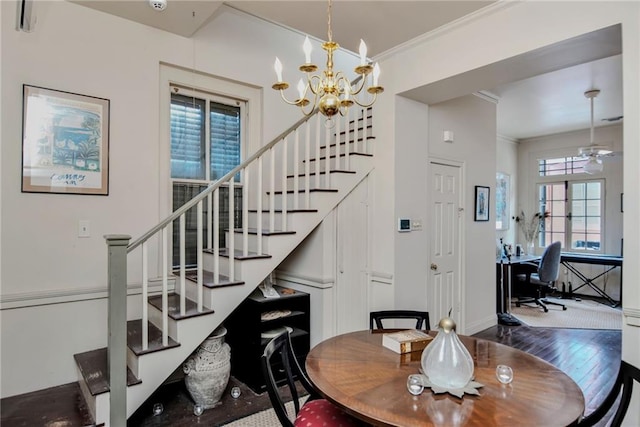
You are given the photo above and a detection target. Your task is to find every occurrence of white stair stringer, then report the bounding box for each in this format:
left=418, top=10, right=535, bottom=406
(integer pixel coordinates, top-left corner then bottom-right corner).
left=90, top=153, right=373, bottom=426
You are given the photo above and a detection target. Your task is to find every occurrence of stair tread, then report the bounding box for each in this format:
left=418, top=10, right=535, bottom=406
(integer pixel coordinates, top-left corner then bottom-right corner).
left=305, top=152, right=373, bottom=162
left=74, top=348, right=141, bottom=396
left=328, top=135, right=376, bottom=141
left=178, top=269, right=245, bottom=288
left=148, top=292, right=215, bottom=320
left=232, top=228, right=296, bottom=236
left=248, top=209, right=318, bottom=213
left=268, top=188, right=338, bottom=195
left=287, top=170, right=356, bottom=178
left=220, top=247, right=271, bottom=259
left=127, top=319, right=180, bottom=357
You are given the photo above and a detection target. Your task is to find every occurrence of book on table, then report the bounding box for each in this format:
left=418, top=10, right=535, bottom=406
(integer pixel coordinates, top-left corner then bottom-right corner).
left=382, top=330, right=433, bottom=354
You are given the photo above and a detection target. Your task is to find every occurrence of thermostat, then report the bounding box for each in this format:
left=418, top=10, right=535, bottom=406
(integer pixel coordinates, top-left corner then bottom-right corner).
left=398, top=218, right=412, bottom=232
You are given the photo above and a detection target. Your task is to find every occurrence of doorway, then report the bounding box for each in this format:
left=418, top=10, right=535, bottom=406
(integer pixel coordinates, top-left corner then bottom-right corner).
left=428, top=160, right=464, bottom=328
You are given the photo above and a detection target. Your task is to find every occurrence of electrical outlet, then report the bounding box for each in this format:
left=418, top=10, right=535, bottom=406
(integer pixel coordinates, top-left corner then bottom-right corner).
left=78, top=220, right=90, bottom=238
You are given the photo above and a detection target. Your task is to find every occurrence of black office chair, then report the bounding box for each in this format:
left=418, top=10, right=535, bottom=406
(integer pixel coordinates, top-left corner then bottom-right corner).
left=515, top=241, right=566, bottom=312
left=369, top=310, right=431, bottom=330
left=261, top=331, right=362, bottom=427
left=578, top=360, right=640, bottom=426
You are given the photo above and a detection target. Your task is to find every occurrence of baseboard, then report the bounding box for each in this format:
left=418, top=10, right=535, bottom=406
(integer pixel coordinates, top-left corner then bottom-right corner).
left=464, top=313, right=496, bottom=335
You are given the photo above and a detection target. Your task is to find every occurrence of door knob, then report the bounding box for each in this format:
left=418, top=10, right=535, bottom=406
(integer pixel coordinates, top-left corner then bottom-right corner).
left=430, top=263, right=438, bottom=271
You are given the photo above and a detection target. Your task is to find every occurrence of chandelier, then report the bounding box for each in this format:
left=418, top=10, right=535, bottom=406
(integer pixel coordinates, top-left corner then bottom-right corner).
left=579, top=89, right=612, bottom=174
left=272, top=0, right=383, bottom=125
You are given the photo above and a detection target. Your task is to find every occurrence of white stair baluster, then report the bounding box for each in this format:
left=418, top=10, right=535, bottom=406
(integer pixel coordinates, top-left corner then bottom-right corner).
left=213, top=187, right=220, bottom=285
left=315, top=114, right=321, bottom=189
left=243, top=167, right=249, bottom=257
left=304, top=120, right=311, bottom=208
left=228, top=179, right=235, bottom=281
left=345, top=107, right=351, bottom=170
left=294, top=129, right=300, bottom=210
left=281, top=136, right=288, bottom=231
left=179, top=214, right=186, bottom=316
left=257, top=156, right=263, bottom=255
left=161, top=227, right=168, bottom=347
left=269, top=147, right=275, bottom=233
left=197, top=200, right=203, bottom=312
left=324, top=122, right=330, bottom=188
left=142, top=241, right=148, bottom=351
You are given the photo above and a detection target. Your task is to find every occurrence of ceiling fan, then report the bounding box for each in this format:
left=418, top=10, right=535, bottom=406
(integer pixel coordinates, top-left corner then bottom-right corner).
left=578, top=89, right=612, bottom=174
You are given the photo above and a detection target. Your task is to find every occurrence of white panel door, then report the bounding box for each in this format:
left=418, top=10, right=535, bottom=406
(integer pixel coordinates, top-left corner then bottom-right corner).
left=429, top=161, right=463, bottom=327
left=335, top=178, right=369, bottom=334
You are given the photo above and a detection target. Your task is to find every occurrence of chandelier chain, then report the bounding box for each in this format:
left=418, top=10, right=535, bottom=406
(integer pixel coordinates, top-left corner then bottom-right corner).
left=327, top=0, right=333, bottom=42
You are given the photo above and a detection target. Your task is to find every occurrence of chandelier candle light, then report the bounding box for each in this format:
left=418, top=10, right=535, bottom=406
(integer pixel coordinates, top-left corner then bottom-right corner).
left=272, top=0, right=383, bottom=126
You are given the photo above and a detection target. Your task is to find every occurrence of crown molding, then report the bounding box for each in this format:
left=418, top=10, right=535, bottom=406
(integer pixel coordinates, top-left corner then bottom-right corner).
left=373, top=1, right=517, bottom=62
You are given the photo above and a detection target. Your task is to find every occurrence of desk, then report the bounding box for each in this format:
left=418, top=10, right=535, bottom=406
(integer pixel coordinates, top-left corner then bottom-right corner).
left=496, top=255, right=540, bottom=325
left=306, top=330, right=585, bottom=426
left=560, top=253, right=623, bottom=307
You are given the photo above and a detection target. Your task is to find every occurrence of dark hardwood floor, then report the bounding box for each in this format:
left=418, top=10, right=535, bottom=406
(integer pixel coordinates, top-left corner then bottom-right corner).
left=0, top=325, right=621, bottom=426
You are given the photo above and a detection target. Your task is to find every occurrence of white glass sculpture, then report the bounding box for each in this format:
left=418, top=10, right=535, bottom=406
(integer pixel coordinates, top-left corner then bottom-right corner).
left=421, top=316, right=474, bottom=389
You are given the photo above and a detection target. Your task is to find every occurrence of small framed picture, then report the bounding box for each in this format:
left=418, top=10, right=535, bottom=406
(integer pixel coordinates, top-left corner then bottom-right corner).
left=474, top=186, right=490, bottom=221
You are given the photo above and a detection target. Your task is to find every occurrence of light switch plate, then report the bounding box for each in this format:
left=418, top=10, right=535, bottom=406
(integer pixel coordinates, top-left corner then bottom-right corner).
left=78, top=220, right=90, bottom=238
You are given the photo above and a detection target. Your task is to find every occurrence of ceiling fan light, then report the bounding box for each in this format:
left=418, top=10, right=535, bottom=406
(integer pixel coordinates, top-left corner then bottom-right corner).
left=583, top=156, right=603, bottom=174
left=579, top=145, right=612, bottom=156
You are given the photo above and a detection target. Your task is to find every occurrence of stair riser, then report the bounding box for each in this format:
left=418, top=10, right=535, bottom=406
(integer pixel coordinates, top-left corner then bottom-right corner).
left=230, top=228, right=303, bottom=255
left=148, top=302, right=181, bottom=342
left=318, top=141, right=372, bottom=158
left=266, top=191, right=337, bottom=213
left=304, top=153, right=371, bottom=175
left=246, top=211, right=313, bottom=231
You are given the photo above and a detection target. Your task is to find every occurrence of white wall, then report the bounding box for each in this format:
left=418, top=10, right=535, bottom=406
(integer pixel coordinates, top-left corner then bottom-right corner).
left=0, top=1, right=359, bottom=397
left=393, top=95, right=429, bottom=311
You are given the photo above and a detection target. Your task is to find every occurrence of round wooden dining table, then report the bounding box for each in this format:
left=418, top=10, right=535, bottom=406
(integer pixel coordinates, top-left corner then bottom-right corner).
left=305, top=330, right=585, bottom=426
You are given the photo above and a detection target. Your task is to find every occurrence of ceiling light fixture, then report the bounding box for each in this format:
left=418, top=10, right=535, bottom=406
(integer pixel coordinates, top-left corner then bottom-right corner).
left=272, top=0, right=383, bottom=127
left=579, top=89, right=611, bottom=174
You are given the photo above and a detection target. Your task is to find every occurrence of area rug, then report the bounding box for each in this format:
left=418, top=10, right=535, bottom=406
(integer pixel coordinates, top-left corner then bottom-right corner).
left=223, top=398, right=302, bottom=427
left=510, top=297, right=622, bottom=330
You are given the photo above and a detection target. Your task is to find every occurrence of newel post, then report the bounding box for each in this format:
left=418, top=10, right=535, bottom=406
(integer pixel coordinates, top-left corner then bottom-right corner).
left=105, top=234, right=131, bottom=427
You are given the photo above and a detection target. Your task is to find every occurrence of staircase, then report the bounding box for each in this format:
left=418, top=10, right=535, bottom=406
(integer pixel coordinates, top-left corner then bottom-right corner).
left=73, top=107, right=375, bottom=426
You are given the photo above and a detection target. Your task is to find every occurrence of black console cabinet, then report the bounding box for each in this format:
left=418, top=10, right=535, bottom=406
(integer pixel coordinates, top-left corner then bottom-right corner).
left=224, top=285, right=310, bottom=393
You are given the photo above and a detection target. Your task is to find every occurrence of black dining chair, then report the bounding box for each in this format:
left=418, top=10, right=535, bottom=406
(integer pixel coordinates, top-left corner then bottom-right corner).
left=261, top=331, right=363, bottom=427
left=578, top=360, right=640, bottom=426
left=369, top=310, right=431, bottom=330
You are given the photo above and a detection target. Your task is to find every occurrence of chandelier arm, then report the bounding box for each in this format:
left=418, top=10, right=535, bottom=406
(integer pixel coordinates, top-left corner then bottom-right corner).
left=278, top=89, right=305, bottom=106
left=300, top=91, right=319, bottom=116
left=308, top=75, right=323, bottom=96
left=350, top=92, right=378, bottom=109
left=347, top=76, right=368, bottom=96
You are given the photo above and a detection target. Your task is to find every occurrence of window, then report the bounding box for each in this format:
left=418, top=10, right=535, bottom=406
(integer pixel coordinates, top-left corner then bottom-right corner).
left=170, top=87, right=244, bottom=267
left=537, top=179, right=604, bottom=252
left=538, top=156, right=592, bottom=176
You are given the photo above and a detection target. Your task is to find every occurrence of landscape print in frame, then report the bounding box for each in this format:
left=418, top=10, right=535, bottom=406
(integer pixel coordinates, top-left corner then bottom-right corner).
left=22, top=85, right=110, bottom=195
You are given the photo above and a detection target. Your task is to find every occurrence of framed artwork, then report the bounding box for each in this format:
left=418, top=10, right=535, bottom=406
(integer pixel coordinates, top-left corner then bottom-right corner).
left=495, top=173, right=510, bottom=230
left=22, top=84, right=110, bottom=195
left=474, top=185, right=490, bottom=221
